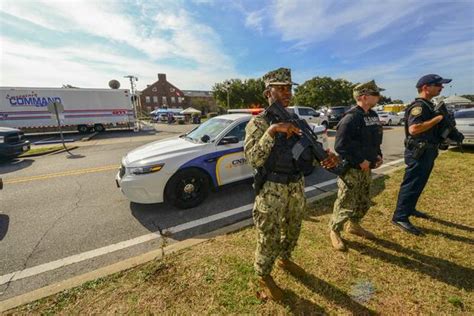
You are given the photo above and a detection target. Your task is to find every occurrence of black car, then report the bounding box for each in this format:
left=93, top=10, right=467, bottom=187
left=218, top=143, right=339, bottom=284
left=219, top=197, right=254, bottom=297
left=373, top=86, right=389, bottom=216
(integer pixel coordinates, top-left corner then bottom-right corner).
left=0, top=127, right=30, bottom=159
left=327, top=106, right=352, bottom=128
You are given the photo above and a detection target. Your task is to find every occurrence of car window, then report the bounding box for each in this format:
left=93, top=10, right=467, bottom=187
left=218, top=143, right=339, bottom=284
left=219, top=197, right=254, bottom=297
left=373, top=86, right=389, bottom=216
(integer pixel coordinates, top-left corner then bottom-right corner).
left=454, top=110, right=474, bottom=119
left=330, top=107, right=347, bottom=114
left=186, top=117, right=233, bottom=143
left=286, top=108, right=295, bottom=114
left=299, top=108, right=313, bottom=116
left=223, top=121, right=248, bottom=142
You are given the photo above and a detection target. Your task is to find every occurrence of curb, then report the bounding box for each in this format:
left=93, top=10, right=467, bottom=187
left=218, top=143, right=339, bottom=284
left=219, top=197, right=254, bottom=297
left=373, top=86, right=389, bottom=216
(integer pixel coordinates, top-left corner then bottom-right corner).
left=18, top=146, right=79, bottom=158
left=0, top=162, right=407, bottom=312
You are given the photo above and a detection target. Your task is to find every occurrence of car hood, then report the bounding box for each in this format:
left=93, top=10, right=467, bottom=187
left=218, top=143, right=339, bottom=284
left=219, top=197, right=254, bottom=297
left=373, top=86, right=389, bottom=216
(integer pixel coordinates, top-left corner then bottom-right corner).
left=0, top=127, right=20, bottom=133
left=455, top=118, right=474, bottom=126
left=124, top=136, right=207, bottom=167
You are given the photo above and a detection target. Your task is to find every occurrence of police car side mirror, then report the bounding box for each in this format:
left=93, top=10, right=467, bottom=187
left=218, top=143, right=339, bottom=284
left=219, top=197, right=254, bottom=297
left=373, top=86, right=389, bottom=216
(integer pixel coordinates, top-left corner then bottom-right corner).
left=313, top=112, right=321, bottom=117
left=219, top=136, right=239, bottom=145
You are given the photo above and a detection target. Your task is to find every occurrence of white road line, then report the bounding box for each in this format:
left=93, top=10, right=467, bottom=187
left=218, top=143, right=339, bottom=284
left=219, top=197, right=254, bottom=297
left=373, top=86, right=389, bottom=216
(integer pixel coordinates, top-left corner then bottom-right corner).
left=0, top=159, right=405, bottom=286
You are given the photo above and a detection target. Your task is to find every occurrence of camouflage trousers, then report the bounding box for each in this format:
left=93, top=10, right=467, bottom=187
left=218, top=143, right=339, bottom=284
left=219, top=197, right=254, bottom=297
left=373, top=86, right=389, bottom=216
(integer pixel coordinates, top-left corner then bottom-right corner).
left=329, top=168, right=372, bottom=232
left=253, top=178, right=306, bottom=277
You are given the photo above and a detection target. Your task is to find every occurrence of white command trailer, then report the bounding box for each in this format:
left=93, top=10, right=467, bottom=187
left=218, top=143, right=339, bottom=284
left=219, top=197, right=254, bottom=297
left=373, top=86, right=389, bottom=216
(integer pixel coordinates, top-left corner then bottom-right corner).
left=0, top=87, right=136, bottom=133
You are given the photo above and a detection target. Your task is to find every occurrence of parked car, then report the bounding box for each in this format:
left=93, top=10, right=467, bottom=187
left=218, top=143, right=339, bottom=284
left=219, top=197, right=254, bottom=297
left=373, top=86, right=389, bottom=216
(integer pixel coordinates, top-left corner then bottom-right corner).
left=377, top=111, right=403, bottom=126
left=0, top=127, right=30, bottom=159
left=116, top=114, right=328, bottom=209
left=454, top=109, right=474, bottom=145
left=287, top=106, right=329, bottom=129
left=327, top=106, right=352, bottom=128
left=397, top=111, right=406, bottom=124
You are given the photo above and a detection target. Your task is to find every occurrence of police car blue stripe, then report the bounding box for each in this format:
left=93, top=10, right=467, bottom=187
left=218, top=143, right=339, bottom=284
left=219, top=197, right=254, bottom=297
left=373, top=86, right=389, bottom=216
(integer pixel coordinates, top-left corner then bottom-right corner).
left=179, top=147, right=244, bottom=186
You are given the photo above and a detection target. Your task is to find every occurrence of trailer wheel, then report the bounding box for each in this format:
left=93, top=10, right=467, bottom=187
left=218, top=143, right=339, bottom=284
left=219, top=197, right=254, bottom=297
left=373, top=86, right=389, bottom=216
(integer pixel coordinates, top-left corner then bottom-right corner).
left=78, top=125, right=89, bottom=133
left=94, top=124, right=105, bottom=132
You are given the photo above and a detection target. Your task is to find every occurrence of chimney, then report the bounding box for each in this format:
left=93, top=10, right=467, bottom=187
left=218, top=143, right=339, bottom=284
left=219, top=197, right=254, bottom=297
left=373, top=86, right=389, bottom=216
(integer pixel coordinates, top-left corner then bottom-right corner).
left=158, top=73, right=166, bottom=82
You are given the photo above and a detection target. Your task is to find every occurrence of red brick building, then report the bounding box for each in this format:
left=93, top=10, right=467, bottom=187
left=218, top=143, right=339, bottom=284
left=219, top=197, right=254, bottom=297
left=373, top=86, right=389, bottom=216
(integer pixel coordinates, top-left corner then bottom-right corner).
left=139, top=73, right=217, bottom=114
left=139, top=73, right=186, bottom=112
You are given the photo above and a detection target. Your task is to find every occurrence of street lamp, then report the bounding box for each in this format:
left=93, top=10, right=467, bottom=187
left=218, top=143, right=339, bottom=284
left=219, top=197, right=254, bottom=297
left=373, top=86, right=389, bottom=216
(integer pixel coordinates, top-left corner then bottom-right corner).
left=224, top=80, right=231, bottom=108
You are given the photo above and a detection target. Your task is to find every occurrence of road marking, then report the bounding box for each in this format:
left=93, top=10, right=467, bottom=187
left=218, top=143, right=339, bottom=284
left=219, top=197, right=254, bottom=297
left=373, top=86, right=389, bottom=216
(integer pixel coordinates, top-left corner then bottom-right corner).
left=0, top=158, right=406, bottom=286
left=3, top=165, right=119, bottom=184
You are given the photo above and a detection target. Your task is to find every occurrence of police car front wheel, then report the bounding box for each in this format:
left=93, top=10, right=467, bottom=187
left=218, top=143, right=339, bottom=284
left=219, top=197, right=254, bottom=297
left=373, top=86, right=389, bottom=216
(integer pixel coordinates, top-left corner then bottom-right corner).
left=165, top=169, right=210, bottom=209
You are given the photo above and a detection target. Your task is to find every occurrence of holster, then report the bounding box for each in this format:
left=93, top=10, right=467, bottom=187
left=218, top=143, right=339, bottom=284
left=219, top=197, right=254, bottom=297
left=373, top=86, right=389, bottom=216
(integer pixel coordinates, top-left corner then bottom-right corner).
left=405, top=138, right=437, bottom=160
left=253, top=167, right=267, bottom=195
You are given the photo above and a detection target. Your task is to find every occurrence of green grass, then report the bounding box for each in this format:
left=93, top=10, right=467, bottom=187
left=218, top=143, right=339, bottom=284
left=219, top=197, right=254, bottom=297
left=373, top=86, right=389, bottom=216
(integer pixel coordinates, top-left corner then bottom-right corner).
left=10, top=149, right=474, bottom=314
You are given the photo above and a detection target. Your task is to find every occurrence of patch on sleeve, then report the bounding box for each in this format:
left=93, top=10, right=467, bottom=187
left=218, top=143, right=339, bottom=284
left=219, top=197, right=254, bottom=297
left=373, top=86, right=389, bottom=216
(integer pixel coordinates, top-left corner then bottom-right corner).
left=410, top=106, right=422, bottom=117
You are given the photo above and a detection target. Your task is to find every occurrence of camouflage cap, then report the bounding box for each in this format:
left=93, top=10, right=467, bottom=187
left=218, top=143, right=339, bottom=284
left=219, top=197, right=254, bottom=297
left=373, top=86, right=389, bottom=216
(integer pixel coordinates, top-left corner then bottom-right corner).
left=262, top=67, right=298, bottom=88
left=353, top=80, right=385, bottom=99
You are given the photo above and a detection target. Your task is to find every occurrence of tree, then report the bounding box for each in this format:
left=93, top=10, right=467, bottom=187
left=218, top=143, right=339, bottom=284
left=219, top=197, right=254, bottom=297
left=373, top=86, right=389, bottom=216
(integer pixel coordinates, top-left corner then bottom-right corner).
left=292, top=77, right=355, bottom=108
left=391, top=99, right=405, bottom=104
left=461, top=95, right=474, bottom=102
left=378, top=95, right=392, bottom=104
left=212, top=78, right=266, bottom=109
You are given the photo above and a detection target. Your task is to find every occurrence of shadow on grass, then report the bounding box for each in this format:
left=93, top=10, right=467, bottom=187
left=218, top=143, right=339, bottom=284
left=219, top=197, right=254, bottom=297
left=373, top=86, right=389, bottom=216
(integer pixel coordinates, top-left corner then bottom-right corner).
left=429, top=216, right=474, bottom=233
left=421, top=227, right=474, bottom=244
left=347, top=238, right=474, bottom=291
left=285, top=269, right=377, bottom=315
left=282, top=288, right=326, bottom=315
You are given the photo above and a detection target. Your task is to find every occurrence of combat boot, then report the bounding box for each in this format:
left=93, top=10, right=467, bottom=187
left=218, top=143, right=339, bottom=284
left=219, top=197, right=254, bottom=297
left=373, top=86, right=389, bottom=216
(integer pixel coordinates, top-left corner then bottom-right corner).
left=257, top=275, right=284, bottom=301
left=346, top=221, right=375, bottom=239
left=277, top=259, right=306, bottom=278
left=330, top=230, right=347, bottom=251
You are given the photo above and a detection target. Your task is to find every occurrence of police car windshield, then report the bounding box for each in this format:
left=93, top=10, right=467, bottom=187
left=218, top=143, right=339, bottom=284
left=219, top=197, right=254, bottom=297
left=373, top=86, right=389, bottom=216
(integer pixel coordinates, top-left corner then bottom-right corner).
left=454, top=110, right=474, bottom=119
left=186, top=117, right=233, bottom=143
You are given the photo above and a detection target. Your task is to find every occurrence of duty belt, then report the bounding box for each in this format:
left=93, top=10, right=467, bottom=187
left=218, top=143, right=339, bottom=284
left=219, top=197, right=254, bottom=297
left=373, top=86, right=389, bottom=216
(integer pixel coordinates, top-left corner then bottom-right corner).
left=266, top=172, right=302, bottom=184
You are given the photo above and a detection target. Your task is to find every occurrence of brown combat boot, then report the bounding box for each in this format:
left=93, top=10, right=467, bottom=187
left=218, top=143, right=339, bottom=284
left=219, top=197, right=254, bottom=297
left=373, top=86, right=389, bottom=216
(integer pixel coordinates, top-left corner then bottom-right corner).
left=330, top=230, right=347, bottom=251
left=346, top=221, right=375, bottom=239
left=277, top=259, right=306, bottom=278
left=257, top=275, right=284, bottom=301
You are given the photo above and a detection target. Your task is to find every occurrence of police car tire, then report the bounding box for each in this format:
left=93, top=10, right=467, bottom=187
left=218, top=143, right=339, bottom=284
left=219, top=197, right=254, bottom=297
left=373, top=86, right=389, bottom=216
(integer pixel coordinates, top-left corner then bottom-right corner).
left=78, top=125, right=89, bottom=133
left=165, top=168, right=210, bottom=209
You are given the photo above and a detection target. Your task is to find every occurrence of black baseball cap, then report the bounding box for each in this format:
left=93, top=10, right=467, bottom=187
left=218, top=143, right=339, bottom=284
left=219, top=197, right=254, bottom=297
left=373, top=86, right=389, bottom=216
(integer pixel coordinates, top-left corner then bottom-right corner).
left=416, top=74, right=452, bottom=88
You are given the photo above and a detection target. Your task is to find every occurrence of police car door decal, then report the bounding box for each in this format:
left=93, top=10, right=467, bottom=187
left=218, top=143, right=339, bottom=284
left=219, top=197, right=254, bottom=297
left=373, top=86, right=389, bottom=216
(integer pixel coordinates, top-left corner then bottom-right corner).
left=215, top=151, right=252, bottom=186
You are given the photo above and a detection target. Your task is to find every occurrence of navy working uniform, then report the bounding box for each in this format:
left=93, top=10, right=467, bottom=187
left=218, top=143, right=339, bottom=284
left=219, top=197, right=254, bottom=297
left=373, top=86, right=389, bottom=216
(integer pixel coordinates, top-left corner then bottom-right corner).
left=330, top=103, right=383, bottom=232
left=392, top=98, right=441, bottom=222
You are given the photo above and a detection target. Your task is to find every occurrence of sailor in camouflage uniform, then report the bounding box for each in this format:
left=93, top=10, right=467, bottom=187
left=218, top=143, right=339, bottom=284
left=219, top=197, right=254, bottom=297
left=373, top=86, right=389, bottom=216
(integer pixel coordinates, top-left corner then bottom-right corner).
left=244, top=68, right=338, bottom=300
left=329, top=80, right=384, bottom=251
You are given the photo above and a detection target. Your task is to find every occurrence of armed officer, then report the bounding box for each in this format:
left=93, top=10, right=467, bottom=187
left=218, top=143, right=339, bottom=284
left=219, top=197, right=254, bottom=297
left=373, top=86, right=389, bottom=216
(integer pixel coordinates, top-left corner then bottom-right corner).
left=392, top=74, right=455, bottom=235
left=329, top=80, right=384, bottom=251
left=244, top=68, right=337, bottom=301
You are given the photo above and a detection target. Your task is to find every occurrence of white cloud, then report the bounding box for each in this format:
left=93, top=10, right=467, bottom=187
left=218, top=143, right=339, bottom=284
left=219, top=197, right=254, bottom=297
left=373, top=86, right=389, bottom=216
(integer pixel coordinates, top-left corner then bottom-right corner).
left=245, top=10, right=265, bottom=34
left=0, top=37, right=239, bottom=90
left=0, top=0, right=234, bottom=69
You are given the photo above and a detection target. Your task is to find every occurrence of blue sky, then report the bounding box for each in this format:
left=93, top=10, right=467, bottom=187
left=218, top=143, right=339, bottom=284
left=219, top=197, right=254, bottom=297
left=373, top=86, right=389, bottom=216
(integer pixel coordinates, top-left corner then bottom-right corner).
left=1, top=0, right=473, bottom=102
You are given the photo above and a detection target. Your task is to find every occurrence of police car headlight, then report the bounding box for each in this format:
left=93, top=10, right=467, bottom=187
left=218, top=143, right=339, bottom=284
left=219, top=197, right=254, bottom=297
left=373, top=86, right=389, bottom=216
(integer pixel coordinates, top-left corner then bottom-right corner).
left=127, top=163, right=164, bottom=175
left=0, top=136, right=4, bottom=144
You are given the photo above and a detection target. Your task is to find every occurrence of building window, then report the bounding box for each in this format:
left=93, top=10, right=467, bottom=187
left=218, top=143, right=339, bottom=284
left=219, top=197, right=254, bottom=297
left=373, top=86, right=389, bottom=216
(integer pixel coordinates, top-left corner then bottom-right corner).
left=145, top=96, right=150, bottom=103
left=171, top=97, right=175, bottom=103
left=153, top=96, right=158, bottom=103
left=162, top=96, right=167, bottom=105
left=178, top=97, right=182, bottom=103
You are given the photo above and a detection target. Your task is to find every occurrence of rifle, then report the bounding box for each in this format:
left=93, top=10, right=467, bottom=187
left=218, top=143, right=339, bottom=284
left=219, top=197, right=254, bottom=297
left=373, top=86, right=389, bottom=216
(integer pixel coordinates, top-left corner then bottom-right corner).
left=434, top=101, right=464, bottom=151
left=265, top=101, right=348, bottom=176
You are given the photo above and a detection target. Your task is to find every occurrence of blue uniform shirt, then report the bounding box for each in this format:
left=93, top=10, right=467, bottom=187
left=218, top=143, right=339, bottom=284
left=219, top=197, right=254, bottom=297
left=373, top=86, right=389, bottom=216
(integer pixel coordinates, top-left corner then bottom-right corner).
left=406, top=98, right=440, bottom=144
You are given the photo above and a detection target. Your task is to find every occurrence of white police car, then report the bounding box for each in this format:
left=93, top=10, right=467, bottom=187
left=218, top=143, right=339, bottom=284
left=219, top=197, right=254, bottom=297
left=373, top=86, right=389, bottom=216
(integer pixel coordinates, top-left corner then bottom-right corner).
left=116, top=114, right=328, bottom=209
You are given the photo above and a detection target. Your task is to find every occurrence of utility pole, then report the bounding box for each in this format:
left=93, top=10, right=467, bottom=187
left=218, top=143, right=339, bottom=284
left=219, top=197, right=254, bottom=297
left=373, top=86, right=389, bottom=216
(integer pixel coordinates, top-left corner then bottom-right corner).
left=124, top=75, right=139, bottom=131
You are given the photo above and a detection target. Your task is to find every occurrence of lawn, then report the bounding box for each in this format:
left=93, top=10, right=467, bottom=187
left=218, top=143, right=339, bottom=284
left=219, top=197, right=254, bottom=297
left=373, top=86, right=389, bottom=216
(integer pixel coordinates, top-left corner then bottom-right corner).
left=10, top=149, right=474, bottom=315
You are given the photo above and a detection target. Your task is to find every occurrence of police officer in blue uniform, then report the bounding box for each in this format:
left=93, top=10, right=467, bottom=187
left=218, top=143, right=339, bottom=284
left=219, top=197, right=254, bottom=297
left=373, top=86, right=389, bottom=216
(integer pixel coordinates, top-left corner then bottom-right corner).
left=392, top=74, right=452, bottom=235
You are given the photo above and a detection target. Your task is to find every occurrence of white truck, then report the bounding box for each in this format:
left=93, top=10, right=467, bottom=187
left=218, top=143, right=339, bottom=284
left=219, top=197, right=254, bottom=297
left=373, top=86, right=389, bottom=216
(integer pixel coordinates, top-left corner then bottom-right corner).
left=287, top=106, right=329, bottom=129
left=0, top=87, right=135, bottom=133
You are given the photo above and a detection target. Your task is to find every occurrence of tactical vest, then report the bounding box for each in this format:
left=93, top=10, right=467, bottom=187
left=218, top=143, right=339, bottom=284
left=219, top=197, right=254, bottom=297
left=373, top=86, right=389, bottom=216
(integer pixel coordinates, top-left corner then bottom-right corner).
left=262, top=112, right=313, bottom=176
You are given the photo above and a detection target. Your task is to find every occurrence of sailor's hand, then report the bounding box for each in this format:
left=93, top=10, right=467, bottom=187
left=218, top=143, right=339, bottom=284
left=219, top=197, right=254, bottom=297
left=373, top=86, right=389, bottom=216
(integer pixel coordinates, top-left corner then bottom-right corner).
left=374, top=155, right=383, bottom=169
left=269, top=123, right=302, bottom=138
left=321, top=150, right=339, bottom=169
left=359, top=160, right=370, bottom=171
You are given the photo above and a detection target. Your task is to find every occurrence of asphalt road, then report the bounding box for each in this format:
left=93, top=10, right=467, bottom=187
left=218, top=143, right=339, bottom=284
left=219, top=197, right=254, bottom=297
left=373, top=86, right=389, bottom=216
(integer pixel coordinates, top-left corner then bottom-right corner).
left=0, top=124, right=406, bottom=301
